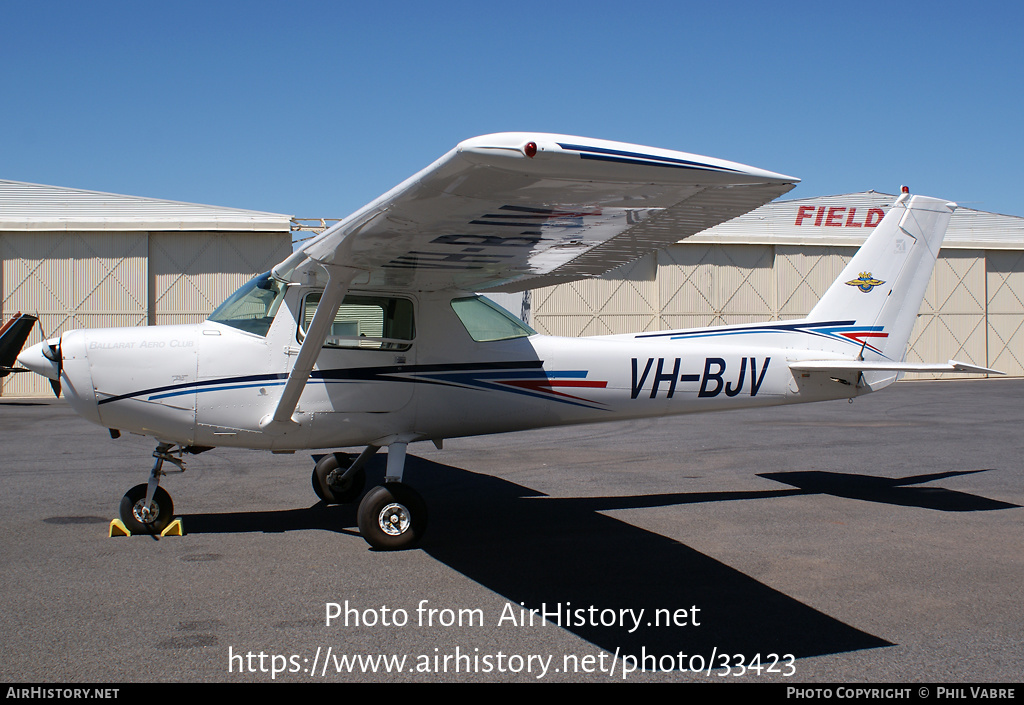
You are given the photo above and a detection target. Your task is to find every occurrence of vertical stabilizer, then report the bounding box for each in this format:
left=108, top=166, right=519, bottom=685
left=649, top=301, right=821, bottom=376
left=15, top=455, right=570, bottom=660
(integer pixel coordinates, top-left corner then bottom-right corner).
left=807, top=193, right=955, bottom=363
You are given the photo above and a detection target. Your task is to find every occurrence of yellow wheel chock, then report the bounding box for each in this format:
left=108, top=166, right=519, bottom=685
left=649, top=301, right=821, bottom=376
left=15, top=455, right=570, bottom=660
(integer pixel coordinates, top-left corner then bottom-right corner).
left=108, top=517, right=184, bottom=537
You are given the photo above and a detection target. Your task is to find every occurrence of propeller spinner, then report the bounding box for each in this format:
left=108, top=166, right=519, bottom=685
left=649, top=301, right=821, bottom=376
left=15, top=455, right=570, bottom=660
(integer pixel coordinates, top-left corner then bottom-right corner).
left=18, top=337, right=62, bottom=397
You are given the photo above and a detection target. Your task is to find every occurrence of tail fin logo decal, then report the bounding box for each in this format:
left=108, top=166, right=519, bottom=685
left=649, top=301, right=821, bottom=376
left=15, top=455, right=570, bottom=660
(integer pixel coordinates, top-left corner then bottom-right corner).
left=846, top=272, right=885, bottom=293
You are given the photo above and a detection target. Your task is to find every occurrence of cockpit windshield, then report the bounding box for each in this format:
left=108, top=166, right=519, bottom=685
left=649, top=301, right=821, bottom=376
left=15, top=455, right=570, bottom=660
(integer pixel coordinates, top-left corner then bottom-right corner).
left=207, top=272, right=287, bottom=337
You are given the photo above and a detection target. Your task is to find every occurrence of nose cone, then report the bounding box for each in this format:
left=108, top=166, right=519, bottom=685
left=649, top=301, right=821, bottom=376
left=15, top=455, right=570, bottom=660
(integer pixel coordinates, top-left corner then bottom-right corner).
left=18, top=341, right=60, bottom=380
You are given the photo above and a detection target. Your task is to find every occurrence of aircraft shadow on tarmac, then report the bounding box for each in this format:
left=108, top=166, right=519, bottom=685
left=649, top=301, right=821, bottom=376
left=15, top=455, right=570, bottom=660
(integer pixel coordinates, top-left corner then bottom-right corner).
left=182, top=459, right=1007, bottom=664
left=181, top=456, right=1020, bottom=661
left=757, top=469, right=1020, bottom=511
left=183, top=454, right=1008, bottom=663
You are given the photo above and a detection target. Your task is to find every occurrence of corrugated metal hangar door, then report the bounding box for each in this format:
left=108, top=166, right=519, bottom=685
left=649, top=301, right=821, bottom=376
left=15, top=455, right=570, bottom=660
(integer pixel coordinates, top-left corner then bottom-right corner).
left=149, top=232, right=291, bottom=326
left=533, top=244, right=825, bottom=334
left=531, top=255, right=658, bottom=336
left=986, top=250, right=1024, bottom=376
left=905, top=250, right=988, bottom=378
left=656, top=244, right=775, bottom=329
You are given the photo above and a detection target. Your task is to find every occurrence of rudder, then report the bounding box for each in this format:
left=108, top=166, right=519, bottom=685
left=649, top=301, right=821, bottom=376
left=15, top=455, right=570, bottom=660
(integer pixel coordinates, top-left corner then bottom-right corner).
left=806, top=192, right=955, bottom=362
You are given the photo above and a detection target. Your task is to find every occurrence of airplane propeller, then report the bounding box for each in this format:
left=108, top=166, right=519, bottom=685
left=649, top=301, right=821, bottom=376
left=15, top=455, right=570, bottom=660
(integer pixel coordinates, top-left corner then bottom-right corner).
left=34, top=318, right=62, bottom=398
left=41, top=339, right=62, bottom=398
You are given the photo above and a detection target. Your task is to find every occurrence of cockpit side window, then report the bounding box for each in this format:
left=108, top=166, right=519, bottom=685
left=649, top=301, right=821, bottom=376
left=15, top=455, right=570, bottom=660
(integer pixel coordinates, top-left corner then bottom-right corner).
left=450, top=296, right=536, bottom=342
left=300, top=292, right=414, bottom=351
left=207, top=272, right=286, bottom=337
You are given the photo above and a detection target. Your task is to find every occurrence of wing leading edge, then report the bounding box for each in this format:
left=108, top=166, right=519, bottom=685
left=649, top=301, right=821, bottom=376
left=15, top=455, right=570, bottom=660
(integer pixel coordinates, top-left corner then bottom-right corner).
left=274, top=133, right=798, bottom=292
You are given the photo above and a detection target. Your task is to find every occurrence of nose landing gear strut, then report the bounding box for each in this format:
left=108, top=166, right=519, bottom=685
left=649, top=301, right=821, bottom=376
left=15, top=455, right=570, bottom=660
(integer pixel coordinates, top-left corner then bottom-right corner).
left=118, top=442, right=186, bottom=535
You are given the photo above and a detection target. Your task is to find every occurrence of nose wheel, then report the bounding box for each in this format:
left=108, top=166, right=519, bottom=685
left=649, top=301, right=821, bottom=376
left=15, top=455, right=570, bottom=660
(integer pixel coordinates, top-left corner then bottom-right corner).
left=119, top=484, right=174, bottom=534
left=117, top=442, right=185, bottom=535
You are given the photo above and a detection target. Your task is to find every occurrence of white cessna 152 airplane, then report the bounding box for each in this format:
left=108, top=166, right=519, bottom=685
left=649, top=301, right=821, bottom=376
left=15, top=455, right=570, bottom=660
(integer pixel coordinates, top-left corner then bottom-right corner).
left=18, top=133, right=999, bottom=549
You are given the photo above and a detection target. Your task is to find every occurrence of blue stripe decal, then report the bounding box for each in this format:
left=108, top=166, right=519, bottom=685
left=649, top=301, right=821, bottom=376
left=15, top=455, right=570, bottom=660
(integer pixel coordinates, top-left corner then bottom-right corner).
left=557, top=143, right=742, bottom=174
left=98, top=372, right=289, bottom=405
left=148, top=381, right=287, bottom=401
left=635, top=320, right=892, bottom=358
left=637, top=320, right=855, bottom=339
left=100, top=361, right=606, bottom=411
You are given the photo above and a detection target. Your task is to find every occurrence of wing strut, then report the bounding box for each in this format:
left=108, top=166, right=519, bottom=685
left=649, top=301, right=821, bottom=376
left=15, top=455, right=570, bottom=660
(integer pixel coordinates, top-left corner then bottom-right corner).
left=260, top=265, right=357, bottom=432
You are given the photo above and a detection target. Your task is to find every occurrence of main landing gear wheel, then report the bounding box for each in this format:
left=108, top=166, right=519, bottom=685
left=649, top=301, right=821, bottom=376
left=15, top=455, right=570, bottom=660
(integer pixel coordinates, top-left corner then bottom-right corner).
left=357, top=483, right=427, bottom=551
left=312, top=452, right=365, bottom=504
left=119, top=484, right=174, bottom=535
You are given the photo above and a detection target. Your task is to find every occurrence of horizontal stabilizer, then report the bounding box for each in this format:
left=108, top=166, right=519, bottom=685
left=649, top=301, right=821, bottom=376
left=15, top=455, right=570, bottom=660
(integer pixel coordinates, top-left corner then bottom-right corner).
left=789, top=359, right=1004, bottom=376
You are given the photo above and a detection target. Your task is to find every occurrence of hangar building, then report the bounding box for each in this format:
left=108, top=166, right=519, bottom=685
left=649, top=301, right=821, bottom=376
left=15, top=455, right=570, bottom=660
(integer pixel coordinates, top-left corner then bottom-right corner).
left=0, top=180, right=292, bottom=397
left=530, top=191, right=1024, bottom=379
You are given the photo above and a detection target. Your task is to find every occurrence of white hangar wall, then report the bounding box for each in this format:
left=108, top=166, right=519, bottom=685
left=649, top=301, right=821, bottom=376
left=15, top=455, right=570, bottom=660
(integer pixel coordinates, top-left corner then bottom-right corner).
left=531, top=192, right=1024, bottom=379
left=0, top=181, right=293, bottom=396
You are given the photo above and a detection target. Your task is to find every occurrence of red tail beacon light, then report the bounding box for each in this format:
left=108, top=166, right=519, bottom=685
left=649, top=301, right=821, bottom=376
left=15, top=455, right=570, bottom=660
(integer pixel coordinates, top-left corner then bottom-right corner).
left=901, top=185, right=910, bottom=194
left=524, top=141, right=538, bottom=158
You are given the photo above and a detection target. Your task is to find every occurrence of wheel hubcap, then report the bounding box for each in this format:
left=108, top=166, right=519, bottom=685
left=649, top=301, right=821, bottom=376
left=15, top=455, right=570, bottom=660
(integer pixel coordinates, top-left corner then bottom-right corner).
left=378, top=502, right=410, bottom=536
left=132, top=499, right=158, bottom=524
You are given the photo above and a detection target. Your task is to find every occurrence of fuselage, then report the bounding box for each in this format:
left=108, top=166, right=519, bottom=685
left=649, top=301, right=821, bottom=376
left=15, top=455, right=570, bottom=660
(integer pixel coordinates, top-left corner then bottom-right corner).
left=23, top=283, right=868, bottom=452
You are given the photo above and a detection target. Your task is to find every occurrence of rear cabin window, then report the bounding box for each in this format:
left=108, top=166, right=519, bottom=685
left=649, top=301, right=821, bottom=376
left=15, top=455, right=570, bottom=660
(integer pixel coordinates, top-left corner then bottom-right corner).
left=300, top=292, right=414, bottom=351
left=450, top=296, right=536, bottom=342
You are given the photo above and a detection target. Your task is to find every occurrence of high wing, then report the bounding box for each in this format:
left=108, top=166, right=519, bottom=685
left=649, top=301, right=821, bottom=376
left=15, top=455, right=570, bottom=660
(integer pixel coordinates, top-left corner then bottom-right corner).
left=262, top=133, right=797, bottom=430
left=273, top=133, right=798, bottom=293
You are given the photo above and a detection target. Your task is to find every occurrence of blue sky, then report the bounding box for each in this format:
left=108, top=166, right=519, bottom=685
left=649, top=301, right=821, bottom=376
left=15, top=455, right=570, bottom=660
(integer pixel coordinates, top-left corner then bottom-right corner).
left=3, top=1, right=1022, bottom=219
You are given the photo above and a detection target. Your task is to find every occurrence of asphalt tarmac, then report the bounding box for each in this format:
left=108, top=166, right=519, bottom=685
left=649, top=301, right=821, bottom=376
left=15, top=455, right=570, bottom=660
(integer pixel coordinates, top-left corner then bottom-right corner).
left=1, top=378, right=1021, bottom=683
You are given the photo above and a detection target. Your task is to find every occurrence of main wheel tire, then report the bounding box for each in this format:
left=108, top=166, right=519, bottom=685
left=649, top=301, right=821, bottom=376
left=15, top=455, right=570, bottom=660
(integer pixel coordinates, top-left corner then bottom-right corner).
left=357, top=483, right=427, bottom=551
left=119, top=484, right=174, bottom=535
left=312, top=452, right=364, bottom=504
